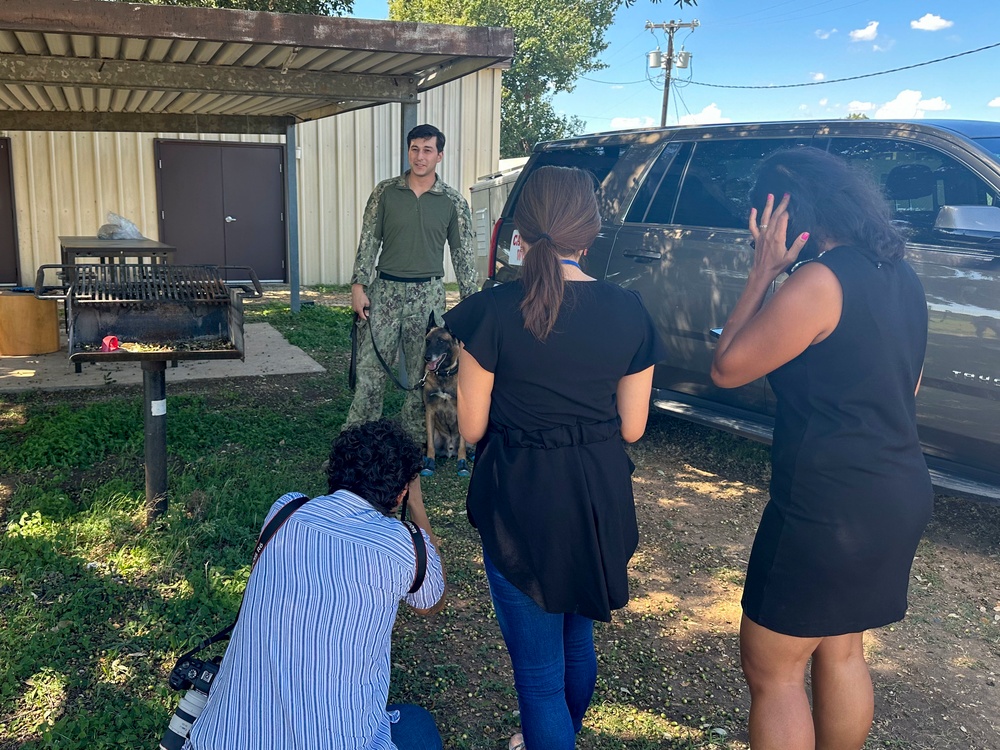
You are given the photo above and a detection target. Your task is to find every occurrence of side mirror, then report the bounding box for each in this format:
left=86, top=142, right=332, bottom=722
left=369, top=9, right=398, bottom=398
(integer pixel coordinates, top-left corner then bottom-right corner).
left=933, top=205, right=1000, bottom=235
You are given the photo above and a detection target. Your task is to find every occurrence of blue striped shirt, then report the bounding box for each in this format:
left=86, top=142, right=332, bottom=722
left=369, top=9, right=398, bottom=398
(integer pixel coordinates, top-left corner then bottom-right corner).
left=185, top=490, right=445, bottom=750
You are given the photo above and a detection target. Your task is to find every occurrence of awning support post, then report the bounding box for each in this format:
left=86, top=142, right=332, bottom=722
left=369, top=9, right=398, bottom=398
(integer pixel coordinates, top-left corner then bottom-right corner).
left=285, top=123, right=301, bottom=313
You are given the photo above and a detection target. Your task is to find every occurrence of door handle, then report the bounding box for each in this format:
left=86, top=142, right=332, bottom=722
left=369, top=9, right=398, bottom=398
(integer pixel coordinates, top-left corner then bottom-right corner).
left=225, top=215, right=236, bottom=223
left=622, top=247, right=662, bottom=261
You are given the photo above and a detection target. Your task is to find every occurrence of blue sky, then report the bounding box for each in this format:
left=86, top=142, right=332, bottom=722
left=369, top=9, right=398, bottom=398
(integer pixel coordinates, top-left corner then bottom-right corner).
left=350, top=1, right=1000, bottom=134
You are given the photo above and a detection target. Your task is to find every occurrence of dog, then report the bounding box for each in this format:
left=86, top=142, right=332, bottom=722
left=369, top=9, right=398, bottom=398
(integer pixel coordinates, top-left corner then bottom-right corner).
left=421, top=315, right=471, bottom=477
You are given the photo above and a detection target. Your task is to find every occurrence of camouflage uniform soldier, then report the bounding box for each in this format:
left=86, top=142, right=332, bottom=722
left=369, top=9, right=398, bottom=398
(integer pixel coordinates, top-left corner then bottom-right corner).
left=344, top=124, right=478, bottom=443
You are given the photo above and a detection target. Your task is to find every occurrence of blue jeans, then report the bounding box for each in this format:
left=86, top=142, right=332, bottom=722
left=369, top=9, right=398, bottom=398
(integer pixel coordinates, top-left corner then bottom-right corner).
left=483, top=551, right=597, bottom=750
left=388, top=704, right=443, bottom=750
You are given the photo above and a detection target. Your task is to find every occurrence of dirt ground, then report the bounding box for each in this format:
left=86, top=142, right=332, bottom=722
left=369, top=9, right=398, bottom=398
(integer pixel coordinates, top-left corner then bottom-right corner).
left=624, top=417, right=1000, bottom=750
left=261, top=286, right=1000, bottom=749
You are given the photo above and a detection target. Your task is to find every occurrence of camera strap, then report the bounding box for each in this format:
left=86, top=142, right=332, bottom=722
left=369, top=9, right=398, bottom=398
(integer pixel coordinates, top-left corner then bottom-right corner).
left=177, top=493, right=429, bottom=662
left=399, top=494, right=428, bottom=595
left=401, top=520, right=427, bottom=594
left=176, top=495, right=312, bottom=663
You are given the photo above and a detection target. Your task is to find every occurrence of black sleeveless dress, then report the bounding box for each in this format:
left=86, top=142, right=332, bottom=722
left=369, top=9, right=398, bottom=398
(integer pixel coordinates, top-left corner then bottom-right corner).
left=444, top=280, right=663, bottom=622
left=741, top=245, right=934, bottom=637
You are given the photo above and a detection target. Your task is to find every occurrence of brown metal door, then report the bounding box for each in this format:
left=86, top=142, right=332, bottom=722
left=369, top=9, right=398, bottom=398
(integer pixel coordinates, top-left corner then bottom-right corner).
left=222, top=145, right=285, bottom=281
left=0, top=139, right=19, bottom=284
left=156, top=141, right=226, bottom=267
left=156, top=141, right=286, bottom=280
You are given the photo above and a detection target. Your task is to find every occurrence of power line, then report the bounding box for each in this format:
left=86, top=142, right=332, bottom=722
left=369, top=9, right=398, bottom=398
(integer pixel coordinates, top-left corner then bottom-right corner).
left=580, top=74, right=649, bottom=86
left=688, top=40, right=1000, bottom=90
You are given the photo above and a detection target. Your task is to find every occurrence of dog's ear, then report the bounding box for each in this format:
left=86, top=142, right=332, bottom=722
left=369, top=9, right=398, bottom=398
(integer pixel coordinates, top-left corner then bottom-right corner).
left=426, top=311, right=437, bottom=333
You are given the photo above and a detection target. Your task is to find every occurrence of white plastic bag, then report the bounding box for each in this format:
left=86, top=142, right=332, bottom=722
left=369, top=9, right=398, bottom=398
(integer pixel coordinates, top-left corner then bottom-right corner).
left=97, top=211, right=145, bottom=240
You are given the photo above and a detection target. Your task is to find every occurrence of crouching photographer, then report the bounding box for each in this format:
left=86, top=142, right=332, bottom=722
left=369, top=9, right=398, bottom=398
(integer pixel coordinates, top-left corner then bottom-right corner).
left=179, top=419, right=446, bottom=750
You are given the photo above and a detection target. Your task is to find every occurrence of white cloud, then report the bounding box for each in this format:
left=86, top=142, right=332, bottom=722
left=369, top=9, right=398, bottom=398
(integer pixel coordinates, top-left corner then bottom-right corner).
left=815, top=28, right=836, bottom=40
left=610, top=85, right=624, bottom=90
left=847, top=100, right=875, bottom=113
left=850, top=21, right=879, bottom=42
left=819, top=98, right=829, bottom=107
left=609, top=116, right=655, bottom=130
left=989, top=97, right=1000, bottom=107
left=911, top=13, right=953, bottom=31
left=678, top=104, right=731, bottom=126
left=798, top=104, right=809, bottom=111
left=875, top=89, right=951, bottom=118
left=811, top=72, right=825, bottom=81
left=918, top=96, right=950, bottom=111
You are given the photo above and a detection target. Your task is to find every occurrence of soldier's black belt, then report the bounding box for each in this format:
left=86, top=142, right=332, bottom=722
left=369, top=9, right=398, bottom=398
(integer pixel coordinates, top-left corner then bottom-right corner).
left=378, top=272, right=440, bottom=283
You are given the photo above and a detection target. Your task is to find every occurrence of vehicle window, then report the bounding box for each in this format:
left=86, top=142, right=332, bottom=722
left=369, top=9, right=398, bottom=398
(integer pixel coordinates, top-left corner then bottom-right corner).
left=974, top=137, right=1000, bottom=162
left=827, top=138, right=1000, bottom=229
left=671, top=138, right=812, bottom=229
left=511, top=142, right=658, bottom=221
left=625, top=142, right=689, bottom=224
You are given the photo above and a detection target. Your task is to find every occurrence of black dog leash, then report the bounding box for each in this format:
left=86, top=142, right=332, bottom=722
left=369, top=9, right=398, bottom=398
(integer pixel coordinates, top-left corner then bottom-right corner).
left=352, top=309, right=428, bottom=393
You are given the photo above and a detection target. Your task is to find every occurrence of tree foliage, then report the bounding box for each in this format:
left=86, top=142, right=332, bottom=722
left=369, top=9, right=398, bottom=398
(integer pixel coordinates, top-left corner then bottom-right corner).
left=108, top=0, right=353, bottom=15
left=390, top=0, right=698, bottom=157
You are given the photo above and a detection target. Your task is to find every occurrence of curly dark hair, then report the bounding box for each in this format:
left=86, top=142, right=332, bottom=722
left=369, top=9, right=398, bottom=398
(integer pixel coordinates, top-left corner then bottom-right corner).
left=750, top=147, right=905, bottom=263
left=326, top=419, right=423, bottom=514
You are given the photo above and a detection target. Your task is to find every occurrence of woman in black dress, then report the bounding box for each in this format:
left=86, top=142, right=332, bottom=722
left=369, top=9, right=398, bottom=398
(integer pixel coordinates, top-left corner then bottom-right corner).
left=711, top=148, right=933, bottom=749
left=443, top=166, right=662, bottom=750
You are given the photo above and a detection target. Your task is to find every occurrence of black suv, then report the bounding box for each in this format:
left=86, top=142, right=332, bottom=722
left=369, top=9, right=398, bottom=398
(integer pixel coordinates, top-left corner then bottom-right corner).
left=486, top=120, right=1000, bottom=501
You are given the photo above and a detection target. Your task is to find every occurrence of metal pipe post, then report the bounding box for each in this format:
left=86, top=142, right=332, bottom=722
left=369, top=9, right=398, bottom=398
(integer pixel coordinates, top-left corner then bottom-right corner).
left=285, top=123, right=301, bottom=313
left=142, top=359, right=168, bottom=521
left=401, top=101, right=418, bottom=173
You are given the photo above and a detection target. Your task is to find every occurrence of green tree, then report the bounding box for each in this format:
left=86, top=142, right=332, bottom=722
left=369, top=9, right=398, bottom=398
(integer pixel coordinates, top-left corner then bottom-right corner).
left=391, top=0, right=698, bottom=157
left=846, top=112, right=870, bottom=120
left=109, top=0, right=353, bottom=15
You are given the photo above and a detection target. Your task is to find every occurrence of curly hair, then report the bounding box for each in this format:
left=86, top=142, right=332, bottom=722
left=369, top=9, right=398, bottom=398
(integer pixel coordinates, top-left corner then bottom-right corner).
left=750, top=147, right=905, bottom=263
left=326, top=419, right=423, bottom=514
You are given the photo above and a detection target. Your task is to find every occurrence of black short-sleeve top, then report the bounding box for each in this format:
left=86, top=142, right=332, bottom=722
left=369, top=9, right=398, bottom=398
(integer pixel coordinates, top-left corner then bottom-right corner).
left=443, top=280, right=664, bottom=621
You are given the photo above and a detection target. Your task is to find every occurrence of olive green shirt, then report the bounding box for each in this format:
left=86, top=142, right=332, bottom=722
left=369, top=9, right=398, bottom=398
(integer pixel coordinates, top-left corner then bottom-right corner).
left=350, top=172, right=478, bottom=298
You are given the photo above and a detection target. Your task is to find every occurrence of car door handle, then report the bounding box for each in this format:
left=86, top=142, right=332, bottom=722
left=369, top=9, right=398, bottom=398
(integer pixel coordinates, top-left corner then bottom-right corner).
left=225, top=215, right=237, bottom=223
left=622, top=247, right=662, bottom=260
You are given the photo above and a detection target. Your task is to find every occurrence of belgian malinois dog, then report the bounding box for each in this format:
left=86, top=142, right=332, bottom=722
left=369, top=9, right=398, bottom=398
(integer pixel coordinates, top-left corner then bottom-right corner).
left=421, top=315, right=471, bottom=477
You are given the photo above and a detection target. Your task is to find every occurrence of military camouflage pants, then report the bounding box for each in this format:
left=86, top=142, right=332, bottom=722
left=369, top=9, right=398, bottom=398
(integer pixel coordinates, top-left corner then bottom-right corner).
left=342, top=277, right=446, bottom=445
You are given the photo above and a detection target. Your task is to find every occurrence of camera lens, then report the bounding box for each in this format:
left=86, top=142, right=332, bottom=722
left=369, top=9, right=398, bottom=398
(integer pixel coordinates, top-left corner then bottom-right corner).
left=159, top=689, right=209, bottom=750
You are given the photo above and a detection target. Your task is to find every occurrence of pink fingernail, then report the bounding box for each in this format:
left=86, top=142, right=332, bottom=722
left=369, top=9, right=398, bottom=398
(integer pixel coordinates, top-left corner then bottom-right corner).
left=784, top=192, right=791, bottom=199
left=767, top=193, right=773, bottom=201
left=801, top=232, right=810, bottom=240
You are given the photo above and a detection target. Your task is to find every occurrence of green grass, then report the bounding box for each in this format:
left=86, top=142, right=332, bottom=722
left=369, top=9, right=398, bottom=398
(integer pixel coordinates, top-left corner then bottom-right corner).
left=0, top=296, right=748, bottom=750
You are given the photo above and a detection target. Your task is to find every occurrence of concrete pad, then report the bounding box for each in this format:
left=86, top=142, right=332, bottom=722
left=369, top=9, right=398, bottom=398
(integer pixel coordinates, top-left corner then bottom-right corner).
left=0, top=322, right=325, bottom=393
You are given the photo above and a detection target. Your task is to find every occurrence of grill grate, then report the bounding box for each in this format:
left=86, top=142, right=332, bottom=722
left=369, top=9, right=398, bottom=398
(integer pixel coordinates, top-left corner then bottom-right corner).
left=70, top=264, right=231, bottom=304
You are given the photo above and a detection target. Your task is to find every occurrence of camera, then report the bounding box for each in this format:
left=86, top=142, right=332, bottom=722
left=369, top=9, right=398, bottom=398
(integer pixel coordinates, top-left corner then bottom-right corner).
left=160, top=656, right=221, bottom=750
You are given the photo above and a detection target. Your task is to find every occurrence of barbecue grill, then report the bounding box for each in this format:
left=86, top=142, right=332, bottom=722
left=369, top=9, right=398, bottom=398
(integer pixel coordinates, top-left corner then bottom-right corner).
left=35, top=263, right=262, bottom=520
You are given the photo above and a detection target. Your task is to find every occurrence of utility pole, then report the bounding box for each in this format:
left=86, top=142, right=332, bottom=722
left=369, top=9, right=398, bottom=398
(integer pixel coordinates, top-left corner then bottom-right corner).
left=646, top=19, right=699, bottom=127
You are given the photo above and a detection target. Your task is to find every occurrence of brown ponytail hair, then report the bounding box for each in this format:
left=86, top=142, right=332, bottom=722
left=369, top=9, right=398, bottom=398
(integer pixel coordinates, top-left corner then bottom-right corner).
left=513, top=166, right=601, bottom=341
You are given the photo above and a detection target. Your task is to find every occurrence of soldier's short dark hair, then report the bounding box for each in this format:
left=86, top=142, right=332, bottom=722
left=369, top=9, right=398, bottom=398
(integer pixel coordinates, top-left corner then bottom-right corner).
left=407, top=124, right=445, bottom=152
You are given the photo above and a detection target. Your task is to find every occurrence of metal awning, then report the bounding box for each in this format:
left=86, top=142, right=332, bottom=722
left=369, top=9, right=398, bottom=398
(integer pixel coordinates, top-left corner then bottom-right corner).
left=0, top=0, right=513, bottom=134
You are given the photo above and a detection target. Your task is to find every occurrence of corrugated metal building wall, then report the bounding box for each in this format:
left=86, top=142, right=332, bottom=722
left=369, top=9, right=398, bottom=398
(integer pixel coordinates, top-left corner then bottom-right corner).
left=2, top=67, right=502, bottom=286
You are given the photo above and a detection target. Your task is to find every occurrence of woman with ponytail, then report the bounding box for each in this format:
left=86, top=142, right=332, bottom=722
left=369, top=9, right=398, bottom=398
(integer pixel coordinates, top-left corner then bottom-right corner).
left=444, top=166, right=664, bottom=750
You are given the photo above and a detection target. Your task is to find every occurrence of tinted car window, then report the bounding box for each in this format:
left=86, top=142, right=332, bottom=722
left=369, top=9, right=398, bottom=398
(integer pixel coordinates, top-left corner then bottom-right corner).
left=511, top=142, right=658, bottom=221
left=624, top=142, right=689, bottom=224
left=975, top=137, right=1000, bottom=161
left=827, top=138, right=1000, bottom=229
left=672, top=138, right=811, bottom=229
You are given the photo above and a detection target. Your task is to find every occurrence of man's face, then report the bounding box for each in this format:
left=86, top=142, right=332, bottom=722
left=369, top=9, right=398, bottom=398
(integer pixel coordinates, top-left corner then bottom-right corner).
left=408, top=137, right=443, bottom=178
